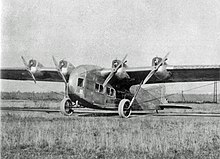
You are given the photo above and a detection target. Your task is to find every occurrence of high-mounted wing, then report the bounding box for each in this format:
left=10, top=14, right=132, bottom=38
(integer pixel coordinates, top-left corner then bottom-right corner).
left=0, top=67, right=64, bottom=82
left=126, top=65, right=220, bottom=86
left=101, top=64, right=220, bottom=88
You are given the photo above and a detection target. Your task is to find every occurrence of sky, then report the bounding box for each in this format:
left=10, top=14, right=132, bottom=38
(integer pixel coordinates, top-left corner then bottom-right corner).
left=1, top=0, right=220, bottom=94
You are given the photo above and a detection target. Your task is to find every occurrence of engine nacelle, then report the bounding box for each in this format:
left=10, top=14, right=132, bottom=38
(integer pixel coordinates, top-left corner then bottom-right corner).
left=28, top=59, right=43, bottom=73
left=115, top=67, right=130, bottom=79
left=112, top=59, right=129, bottom=80
left=152, top=56, right=171, bottom=80
left=155, top=65, right=171, bottom=80
left=152, top=57, right=168, bottom=66
left=112, top=59, right=128, bottom=69
left=58, top=60, right=75, bottom=76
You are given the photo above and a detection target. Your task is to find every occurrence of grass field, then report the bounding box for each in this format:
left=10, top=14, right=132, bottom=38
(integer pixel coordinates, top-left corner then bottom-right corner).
left=1, top=100, right=220, bottom=158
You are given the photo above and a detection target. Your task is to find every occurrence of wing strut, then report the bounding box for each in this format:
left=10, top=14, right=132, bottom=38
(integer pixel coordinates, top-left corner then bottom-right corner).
left=128, top=53, right=170, bottom=108
left=21, top=56, right=37, bottom=83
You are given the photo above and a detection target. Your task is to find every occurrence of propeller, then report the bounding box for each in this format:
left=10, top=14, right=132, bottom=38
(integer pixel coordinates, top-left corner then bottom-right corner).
left=52, top=56, right=67, bottom=83
left=103, top=54, right=128, bottom=87
left=129, top=52, right=170, bottom=108
left=143, top=52, right=170, bottom=84
left=21, top=56, right=37, bottom=83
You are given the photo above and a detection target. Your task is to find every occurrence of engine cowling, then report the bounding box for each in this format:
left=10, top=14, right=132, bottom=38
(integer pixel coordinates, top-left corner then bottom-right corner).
left=152, top=57, right=171, bottom=80
left=155, top=65, right=171, bottom=80
left=112, top=59, right=129, bottom=80
left=28, top=59, right=43, bottom=73
left=112, top=59, right=128, bottom=69
left=58, top=60, right=75, bottom=76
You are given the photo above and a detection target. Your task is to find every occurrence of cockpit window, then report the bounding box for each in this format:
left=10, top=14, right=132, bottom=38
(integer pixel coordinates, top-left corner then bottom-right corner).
left=77, top=78, right=84, bottom=87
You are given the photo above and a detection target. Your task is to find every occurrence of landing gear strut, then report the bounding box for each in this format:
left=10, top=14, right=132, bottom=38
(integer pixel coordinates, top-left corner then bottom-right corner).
left=52, top=56, right=75, bottom=116
left=60, top=97, right=74, bottom=116
left=118, top=99, right=132, bottom=118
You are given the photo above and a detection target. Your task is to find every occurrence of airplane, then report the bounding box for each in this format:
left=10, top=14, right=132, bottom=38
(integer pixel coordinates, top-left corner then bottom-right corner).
left=1, top=53, right=220, bottom=118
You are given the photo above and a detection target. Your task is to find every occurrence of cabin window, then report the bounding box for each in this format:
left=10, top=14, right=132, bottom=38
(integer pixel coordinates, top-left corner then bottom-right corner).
left=95, top=83, right=104, bottom=93
left=95, top=83, right=99, bottom=91
left=100, top=85, right=104, bottom=93
left=107, top=87, right=111, bottom=95
left=77, top=78, right=84, bottom=87
left=107, top=87, right=115, bottom=97
left=110, top=89, right=115, bottom=96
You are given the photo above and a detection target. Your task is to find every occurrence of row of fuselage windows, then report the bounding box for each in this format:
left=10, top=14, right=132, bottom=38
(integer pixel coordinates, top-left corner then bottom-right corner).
left=95, top=83, right=115, bottom=97
left=77, top=78, right=115, bottom=97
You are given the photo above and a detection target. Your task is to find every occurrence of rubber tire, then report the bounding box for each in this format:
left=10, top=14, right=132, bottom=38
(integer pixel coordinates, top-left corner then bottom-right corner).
left=118, top=99, right=132, bottom=118
left=60, top=98, right=74, bottom=116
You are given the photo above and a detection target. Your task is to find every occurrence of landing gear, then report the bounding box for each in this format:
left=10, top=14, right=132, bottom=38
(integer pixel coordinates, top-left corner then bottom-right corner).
left=118, top=99, right=132, bottom=118
left=60, top=98, right=74, bottom=116
left=53, top=56, right=74, bottom=116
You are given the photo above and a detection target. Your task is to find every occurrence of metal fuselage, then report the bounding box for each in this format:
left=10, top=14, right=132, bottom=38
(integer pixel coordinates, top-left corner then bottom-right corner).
left=67, top=65, right=164, bottom=110
left=68, top=65, right=118, bottom=110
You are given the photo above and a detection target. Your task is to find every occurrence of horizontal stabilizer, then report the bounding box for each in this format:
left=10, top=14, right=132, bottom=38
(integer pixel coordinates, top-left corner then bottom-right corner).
left=158, top=104, right=192, bottom=110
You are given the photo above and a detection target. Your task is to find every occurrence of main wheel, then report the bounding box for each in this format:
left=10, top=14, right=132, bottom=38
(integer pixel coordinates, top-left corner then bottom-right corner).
left=60, top=98, right=74, bottom=116
left=118, top=99, right=132, bottom=118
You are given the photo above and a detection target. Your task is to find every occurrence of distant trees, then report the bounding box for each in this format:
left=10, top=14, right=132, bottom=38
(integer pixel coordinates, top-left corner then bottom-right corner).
left=166, top=93, right=219, bottom=103
left=1, top=91, right=218, bottom=103
left=1, top=91, right=63, bottom=101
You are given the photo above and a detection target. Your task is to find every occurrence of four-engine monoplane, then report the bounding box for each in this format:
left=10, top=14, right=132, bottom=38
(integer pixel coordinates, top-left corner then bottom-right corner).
left=1, top=54, right=220, bottom=118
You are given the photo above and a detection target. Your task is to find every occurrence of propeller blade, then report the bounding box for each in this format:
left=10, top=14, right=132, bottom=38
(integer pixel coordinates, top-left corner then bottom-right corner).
left=103, top=54, right=128, bottom=87
left=143, top=69, right=157, bottom=84
left=21, top=56, right=28, bottom=68
left=103, top=71, right=115, bottom=87
left=21, top=56, right=37, bottom=83
left=52, top=56, right=60, bottom=70
left=119, top=54, right=128, bottom=66
left=115, top=54, right=128, bottom=71
left=27, top=70, right=37, bottom=83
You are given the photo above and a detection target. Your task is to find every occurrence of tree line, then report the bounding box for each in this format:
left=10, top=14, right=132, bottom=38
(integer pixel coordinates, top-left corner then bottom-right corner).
left=1, top=91, right=63, bottom=101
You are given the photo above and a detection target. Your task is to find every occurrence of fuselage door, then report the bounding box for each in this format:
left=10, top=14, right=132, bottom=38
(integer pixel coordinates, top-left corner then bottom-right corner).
left=77, top=77, right=85, bottom=96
